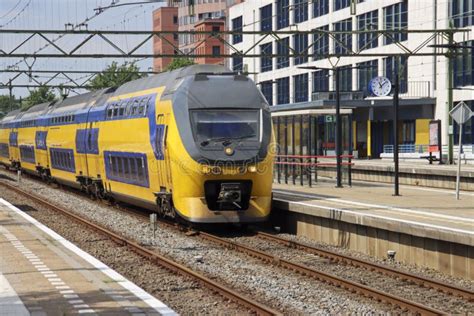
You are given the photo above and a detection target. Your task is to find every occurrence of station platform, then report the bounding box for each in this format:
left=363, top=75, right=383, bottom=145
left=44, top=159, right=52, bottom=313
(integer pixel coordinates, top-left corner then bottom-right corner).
left=0, top=198, right=175, bottom=316
left=271, top=181, right=474, bottom=279
left=313, top=158, right=474, bottom=191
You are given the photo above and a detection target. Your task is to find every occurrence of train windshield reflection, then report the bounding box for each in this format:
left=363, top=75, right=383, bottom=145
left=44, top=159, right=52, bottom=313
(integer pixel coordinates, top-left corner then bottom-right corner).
left=191, top=109, right=260, bottom=143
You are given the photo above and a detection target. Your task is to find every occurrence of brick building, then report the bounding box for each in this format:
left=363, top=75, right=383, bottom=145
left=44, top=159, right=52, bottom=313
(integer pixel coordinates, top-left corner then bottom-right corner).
left=152, top=0, right=244, bottom=72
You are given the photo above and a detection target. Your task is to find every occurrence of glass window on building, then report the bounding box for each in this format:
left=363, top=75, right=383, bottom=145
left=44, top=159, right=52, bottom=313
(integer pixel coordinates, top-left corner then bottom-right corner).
left=260, top=81, right=273, bottom=105
left=313, top=25, right=329, bottom=61
left=450, top=0, right=474, bottom=28
left=277, top=0, right=290, bottom=29
left=260, top=42, right=273, bottom=73
left=313, top=0, right=329, bottom=18
left=277, top=77, right=290, bottom=104
left=454, top=40, right=474, bottom=87
left=294, top=0, right=308, bottom=23
left=293, top=33, right=308, bottom=65
left=335, top=66, right=353, bottom=92
left=334, top=0, right=350, bottom=11
left=401, top=121, right=416, bottom=144
left=384, top=56, right=408, bottom=93
left=333, top=18, right=353, bottom=54
left=212, top=46, right=220, bottom=56
left=358, top=10, right=378, bottom=50
left=357, top=60, right=378, bottom=95
left=232, top=55, right=243, bottom=72
left=232, top=16, right=243, bottom=44
left=384, top=1, right=408, bottom=45
left=276, top=37, right=290, bottom=69
left=294, top=74, right=309, bottom=103
left=260, top=4, right=272, bottom=31
left=313, top=69, right=329, bottom=92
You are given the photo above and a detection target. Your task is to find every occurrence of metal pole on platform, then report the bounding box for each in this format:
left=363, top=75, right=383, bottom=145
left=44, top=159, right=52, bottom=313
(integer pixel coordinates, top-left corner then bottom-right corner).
left=393, top=68, right=400, bottom=196
left=335, top=67, right=343, bottom=188
left=455, top=113, right=464, bottom=200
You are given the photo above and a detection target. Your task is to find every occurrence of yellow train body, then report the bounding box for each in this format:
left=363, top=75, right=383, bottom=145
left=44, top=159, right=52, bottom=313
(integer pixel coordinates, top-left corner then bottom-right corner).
left=0, top=65, right=274, bottom=224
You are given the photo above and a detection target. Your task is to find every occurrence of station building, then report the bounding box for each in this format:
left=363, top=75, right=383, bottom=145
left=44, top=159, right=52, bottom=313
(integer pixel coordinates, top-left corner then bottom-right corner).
left=228, top=0, right=474, bottom=160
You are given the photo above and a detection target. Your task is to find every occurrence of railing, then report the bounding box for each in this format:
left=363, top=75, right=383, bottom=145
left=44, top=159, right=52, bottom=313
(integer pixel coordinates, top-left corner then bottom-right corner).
left=400, top=81, right=432, bottom=98
left=383, top=144, right=429, bottom=154
left=384, top=144, right=474, bottom=155
left=274, top=154, right=354, bottom=187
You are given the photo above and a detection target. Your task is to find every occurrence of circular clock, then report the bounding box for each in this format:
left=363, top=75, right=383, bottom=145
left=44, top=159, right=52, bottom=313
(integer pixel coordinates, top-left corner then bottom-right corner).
left=368, top=76, right=392, bottom=97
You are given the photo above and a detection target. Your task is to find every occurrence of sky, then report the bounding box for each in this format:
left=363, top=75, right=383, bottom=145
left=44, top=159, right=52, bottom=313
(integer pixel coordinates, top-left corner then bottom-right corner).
left=0, top=0, right=167, bottom=98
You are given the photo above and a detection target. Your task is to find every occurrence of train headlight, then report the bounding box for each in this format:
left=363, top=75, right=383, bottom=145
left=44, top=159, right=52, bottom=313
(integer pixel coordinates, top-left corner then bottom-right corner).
left=224, top=147, right=234, bottom=156
left=248, top=165, right=257, bottom=173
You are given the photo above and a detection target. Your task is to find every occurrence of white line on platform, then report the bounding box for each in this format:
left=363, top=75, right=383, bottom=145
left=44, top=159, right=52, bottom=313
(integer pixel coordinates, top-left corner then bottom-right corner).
left=273, top=189, right=474, bottom=223
left=0, top=198, right=177, bottom=316
left=0, top=273, right=29, bottom=316
left=274, top=197, right=474, bottom=236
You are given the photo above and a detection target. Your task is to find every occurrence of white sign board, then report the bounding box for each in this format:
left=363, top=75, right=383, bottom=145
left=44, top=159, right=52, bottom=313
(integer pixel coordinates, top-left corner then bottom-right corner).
left=450, top=101, right=472, bottom=124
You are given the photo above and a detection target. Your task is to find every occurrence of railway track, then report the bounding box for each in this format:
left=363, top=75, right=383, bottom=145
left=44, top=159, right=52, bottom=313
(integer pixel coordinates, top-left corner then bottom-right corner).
left=252, top=231, right=474, bottom=301
left=1, top=171, right=472, bottom=314
left=0, top=181, right=281, bottom=316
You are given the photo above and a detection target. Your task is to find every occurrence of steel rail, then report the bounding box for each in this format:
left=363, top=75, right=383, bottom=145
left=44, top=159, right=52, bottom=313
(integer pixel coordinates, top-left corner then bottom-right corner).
left=195, top=231, right=446, bottom=316
left=254, top=231, right=474, bottom=301
left=0, top=181, right=281, bottom=316
left=0, top=170, right=463, bottom=313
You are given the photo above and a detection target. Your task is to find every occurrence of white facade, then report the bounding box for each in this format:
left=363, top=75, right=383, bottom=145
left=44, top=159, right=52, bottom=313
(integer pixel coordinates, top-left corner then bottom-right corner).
left=228, top=0, right=474, bottom=148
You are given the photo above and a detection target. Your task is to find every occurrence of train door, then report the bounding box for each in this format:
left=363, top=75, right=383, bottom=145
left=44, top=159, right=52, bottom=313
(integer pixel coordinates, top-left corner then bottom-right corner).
left=85, top=121, right=100, bottom=179
left=155, top=114, right=171, bottom=191
left=75, top=121, right=89, bottom=178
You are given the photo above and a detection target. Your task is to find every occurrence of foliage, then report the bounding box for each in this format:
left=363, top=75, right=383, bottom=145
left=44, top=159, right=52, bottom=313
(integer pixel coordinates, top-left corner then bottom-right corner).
left=23, top=86, right=56, bottom=109
left=0, top=95, right=20, bottom=117
left=88, top=61, right=147, bottom=90
left=165, top=58, right=195, bottom=71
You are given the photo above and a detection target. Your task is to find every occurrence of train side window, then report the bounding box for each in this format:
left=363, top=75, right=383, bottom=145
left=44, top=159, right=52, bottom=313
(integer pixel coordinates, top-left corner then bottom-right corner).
left=112, top=103, right=119, bottom=117
left=137, top=157, right=144, bottom=182
left=110, top=156, right=117, bottom=176
left=123, top=158, right=130, bottom=179
left=119, top=101, right=126, bottom=117
left=125, top=99, right=133, bottom=116
left=107, top=105, right=113, bottom=118
left=117, top=157, right=124, bottom=176
left=138, top=99, right=146, bottom=116
left=130, top=158, right=137, bottom=180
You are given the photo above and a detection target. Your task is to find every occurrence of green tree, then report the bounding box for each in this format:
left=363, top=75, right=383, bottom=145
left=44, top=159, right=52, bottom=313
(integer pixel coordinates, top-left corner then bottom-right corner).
left=165, top=58, right=195, bottom=71
left=0, top=95, right=20, bottom=117
left=88, top=61, right=147, bottom=90
left=23, top=86, right=56, bottom=109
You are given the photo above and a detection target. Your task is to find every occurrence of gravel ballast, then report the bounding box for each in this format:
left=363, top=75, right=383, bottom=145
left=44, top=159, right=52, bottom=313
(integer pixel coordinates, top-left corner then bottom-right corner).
left=0, top=186, right=252, bottom=315
left=2, top=169, right=472, bottom=314
left=0, top=171, right=397, bottom=314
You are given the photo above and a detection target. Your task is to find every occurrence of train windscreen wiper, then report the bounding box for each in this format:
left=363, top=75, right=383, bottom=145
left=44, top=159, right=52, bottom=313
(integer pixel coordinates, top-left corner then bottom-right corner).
left=200, top=134, right=256, bottom=147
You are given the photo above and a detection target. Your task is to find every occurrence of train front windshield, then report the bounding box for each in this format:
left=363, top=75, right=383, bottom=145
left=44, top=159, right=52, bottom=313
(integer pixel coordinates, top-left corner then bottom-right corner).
left=191, top=109, right=260, bottom=144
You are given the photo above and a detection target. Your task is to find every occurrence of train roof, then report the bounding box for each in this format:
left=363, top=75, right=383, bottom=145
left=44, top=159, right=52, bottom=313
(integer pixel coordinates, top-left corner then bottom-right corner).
left=114, top=64, right=228, bottom=97
left=20, top=101, right=54, bottom=120
left=0, top=109, right=21, bottom=123
left=50, top=88, right=115, bottom=114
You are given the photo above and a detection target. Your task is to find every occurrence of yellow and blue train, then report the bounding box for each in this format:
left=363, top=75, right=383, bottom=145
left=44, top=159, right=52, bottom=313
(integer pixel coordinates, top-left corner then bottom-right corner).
left=0, top=65, right=274, bottom=224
